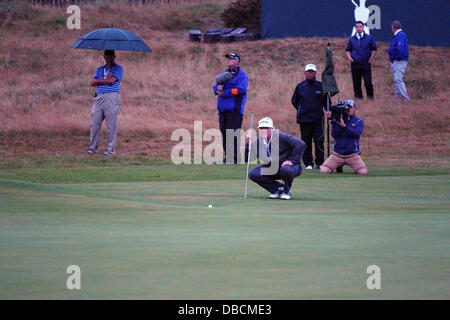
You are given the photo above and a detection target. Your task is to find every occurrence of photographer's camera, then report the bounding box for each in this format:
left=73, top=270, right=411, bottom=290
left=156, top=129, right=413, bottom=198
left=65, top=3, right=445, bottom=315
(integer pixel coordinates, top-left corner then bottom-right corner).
left=330, top=100, right=349, bottom=122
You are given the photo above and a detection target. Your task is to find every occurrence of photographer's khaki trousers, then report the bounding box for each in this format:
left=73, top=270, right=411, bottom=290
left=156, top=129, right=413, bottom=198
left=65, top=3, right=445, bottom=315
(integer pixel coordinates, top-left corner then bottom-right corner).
left=88, top=92, right=121, bottom=154
left=322, top=152, right=367, bottom=174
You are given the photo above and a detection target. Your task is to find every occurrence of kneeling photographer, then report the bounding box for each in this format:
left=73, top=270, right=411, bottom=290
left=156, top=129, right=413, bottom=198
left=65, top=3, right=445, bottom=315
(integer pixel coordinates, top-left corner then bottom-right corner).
left=321, top=100, right=368, bottom=175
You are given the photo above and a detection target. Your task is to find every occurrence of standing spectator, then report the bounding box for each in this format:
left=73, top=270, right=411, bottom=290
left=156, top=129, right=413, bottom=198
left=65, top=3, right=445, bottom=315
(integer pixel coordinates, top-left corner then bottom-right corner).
left=388, top=20, right=410, bottom=102
left=87, top=50, right=124, bottom=156
left=291, top=64, right=327, bottom=170
left=213, top=53, right=248, bottom=164
left=346, top=20, right=377, bottom=100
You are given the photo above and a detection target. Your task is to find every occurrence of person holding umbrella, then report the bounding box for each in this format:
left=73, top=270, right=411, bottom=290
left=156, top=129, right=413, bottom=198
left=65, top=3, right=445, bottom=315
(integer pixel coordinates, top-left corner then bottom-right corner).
left=86, top=50, right=123, bottom=156
left=71, top=27, right=151, bottom=156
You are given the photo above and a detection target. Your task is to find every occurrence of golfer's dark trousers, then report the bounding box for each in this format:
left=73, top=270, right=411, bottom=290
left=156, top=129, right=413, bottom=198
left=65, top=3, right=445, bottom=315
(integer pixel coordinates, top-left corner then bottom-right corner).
left=299, top=122, right=324, bottom=167
left=249, top=164, right=301, bottom=194
left=219, top=111, right=243, bottom=163
left=351, top=62, right=374, bottom=99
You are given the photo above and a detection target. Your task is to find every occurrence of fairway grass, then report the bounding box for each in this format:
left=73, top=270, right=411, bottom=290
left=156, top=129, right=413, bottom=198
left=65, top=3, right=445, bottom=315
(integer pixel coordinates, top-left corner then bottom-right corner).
left=0, top=164, right=449, bottom=299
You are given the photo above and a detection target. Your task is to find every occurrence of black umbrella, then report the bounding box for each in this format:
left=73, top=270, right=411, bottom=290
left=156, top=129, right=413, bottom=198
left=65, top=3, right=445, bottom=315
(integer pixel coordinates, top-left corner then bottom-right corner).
left=322, top=43, right=339, bottom=99
left=322, top=43, right=339, bottom=157
left=71, top=27, right=151, bottom=52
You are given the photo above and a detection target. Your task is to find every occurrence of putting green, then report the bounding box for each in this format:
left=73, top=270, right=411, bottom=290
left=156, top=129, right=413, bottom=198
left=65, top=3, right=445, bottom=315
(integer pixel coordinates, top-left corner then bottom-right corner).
left=0, top=173, right=449, bottom=299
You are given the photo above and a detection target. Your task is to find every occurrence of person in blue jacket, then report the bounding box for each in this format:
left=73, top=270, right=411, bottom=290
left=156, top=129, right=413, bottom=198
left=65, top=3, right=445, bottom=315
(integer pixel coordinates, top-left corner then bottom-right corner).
left=321, top=100, right=368, bottom=175
left=213, top=53, right=248, bottom=164
left=388, top=20, right=410, bottom=102
left=346, top=21, right=377, bottom=99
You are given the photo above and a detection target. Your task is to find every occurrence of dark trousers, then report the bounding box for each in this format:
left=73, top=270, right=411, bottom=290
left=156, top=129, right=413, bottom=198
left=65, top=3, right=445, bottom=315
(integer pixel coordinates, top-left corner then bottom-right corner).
left=299, top=122, right=324, bottom=167
left=219, top=111, right=243, bottom=163
left=249, top=164, right=302, bottom=194
left=351, top=62, right=374, bottom=99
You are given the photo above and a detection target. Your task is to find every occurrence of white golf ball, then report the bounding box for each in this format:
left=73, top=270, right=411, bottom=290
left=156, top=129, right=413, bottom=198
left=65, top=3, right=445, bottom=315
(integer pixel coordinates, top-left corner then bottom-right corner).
left=208, top=204, right=213, bottom=208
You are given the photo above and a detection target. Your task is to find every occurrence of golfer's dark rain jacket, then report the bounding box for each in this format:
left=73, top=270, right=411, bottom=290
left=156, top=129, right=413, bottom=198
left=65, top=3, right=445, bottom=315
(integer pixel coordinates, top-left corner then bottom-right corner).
left=291, top=80, right=327, bottom=123
left=245, top=131, right=306, bottom=168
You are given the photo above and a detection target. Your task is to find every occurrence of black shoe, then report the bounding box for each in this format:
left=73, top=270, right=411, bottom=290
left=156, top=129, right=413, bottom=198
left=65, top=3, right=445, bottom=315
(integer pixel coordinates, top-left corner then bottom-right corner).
left=336, top=165, right=344, bottom=173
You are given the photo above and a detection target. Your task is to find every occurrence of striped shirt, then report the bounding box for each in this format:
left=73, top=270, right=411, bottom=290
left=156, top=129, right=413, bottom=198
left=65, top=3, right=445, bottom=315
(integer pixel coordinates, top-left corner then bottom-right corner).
left=93, top=63, right=123, bottom=94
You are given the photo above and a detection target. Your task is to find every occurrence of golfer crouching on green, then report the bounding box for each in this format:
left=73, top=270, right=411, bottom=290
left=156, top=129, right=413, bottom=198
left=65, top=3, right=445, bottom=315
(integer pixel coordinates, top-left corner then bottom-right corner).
left=245, top=117, right=306, bottom=200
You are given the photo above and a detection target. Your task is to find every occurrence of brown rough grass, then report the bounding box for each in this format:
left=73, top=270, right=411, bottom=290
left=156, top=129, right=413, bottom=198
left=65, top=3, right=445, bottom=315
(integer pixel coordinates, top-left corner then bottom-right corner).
left=0, top=1, right=449, bottom=167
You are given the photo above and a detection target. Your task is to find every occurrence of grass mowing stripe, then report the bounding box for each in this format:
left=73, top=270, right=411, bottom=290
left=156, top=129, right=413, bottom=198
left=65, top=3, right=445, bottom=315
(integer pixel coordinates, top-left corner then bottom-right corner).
left=0, top=179, right=197, bottom=209
left=0, top=163, right=448, bottom=184
left=2, top=175, right=449, bottom=214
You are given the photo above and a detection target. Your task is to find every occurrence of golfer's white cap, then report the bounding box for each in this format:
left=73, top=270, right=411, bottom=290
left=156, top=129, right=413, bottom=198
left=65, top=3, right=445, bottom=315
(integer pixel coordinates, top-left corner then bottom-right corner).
left=257, top=117, right=274, bottom=128
left=305, top=63, right=317, bottom=72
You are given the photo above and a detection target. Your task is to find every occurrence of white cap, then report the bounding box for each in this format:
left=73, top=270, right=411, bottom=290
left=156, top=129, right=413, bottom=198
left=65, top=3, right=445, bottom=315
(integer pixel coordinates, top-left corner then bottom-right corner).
left=305, top=63, right=317, bottom=72
left=257, top=117, right=274, bottom=128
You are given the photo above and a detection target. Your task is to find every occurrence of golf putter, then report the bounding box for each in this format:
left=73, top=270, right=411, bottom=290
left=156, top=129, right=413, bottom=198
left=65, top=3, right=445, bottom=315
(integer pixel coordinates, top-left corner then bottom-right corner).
left=244, top=112, right=254, bottom=199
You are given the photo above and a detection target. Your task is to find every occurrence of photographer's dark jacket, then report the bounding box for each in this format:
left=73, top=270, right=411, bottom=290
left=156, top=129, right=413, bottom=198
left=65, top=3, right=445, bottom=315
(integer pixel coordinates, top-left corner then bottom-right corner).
left=331, top=114, right=364, bottom=155
left=213, top=67, right=248, bottom=115
left=245, top=130, right=306, bottom=168
left=291, top=80, right=327, bottom=123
